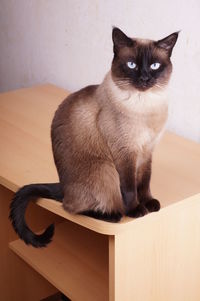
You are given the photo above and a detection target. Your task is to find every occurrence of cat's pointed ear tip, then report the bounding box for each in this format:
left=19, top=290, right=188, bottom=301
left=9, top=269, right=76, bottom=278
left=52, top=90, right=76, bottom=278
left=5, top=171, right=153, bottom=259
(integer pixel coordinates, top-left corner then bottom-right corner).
left=112, top=26, right=121, bottom=34
left=174, top=30, right=181, bottom=36
left=171, top=31, right=181, bottom=43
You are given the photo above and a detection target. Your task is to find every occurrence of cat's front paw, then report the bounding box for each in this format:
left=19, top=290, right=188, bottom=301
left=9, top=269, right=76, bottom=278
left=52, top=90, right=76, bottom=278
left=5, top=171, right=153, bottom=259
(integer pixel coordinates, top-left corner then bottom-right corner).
left=127, top=204, right=148, bottom=218
left=145, top=199, right=160, bottom=212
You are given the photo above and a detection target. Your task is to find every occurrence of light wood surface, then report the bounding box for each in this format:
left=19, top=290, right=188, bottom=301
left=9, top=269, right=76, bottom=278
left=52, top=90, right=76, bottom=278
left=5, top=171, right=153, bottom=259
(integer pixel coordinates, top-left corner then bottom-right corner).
left=112, top=193, right=200, bottom=301
left=108, top=236, right=115, bottom=301
left=10, top=221, right=109, bottom=301
left=0, top=84, right=200, bottom=235
left=0, top=184, right=59, bottom=301
left=1, top=84, right=200, bottom=301
left=0, top=84, right=67, bottom=191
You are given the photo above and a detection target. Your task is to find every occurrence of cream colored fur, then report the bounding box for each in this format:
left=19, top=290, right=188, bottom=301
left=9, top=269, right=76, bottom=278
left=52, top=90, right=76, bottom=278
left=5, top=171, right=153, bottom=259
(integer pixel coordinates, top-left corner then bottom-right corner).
left=100, top=71, right=168, bottom=169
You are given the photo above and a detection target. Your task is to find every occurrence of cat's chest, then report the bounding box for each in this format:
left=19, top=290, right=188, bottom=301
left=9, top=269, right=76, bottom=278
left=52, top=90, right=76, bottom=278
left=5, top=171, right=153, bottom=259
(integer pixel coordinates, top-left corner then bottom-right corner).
left=115, top=91, right=168, bottom=152
left=99, top=88, right=168, bottom=159
left=121, top=113, right=163, bottom=152
left=108, top=104, right=168, bottom=157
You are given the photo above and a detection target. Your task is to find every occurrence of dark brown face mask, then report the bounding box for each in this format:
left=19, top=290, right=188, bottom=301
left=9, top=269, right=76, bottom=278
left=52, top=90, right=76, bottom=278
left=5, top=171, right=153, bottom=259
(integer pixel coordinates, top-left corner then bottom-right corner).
left=111, top=27, right=179, bottom=91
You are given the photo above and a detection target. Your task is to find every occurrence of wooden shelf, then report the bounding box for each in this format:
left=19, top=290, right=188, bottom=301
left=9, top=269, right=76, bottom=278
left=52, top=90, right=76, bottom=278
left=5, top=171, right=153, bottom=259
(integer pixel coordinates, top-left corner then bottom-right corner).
left=9, top=221, right=109, bottom=301
left=1, top=84, right=200, bottom=301
left=0, top=84, right=68, bottom=192
left=35, top=192, right=200, bottom=236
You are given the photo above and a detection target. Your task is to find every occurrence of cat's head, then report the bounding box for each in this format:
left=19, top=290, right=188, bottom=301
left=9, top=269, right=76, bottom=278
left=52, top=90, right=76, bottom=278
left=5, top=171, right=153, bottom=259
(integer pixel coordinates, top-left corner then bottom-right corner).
left=111, top=27, right=179, bottom=92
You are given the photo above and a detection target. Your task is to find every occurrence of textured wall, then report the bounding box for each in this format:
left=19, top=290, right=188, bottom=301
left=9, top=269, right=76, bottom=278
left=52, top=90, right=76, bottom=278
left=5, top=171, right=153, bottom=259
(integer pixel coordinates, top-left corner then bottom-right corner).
left=0, top=0, right=200, bottom=142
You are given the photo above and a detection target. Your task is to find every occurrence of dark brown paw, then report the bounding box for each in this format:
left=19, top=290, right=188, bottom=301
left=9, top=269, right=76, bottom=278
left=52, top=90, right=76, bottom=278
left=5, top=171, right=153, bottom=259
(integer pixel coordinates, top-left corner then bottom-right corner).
left=127, top=204, right=148, bottom=218
left=145, top=199, right=160, bottom=212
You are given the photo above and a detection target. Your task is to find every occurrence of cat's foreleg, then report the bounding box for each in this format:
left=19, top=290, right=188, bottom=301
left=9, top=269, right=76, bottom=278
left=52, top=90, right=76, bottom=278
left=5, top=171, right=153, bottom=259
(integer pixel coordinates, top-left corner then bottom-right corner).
left=118, top=159, right=148, bottom=218
left=137, top=157, right=161, bottom=212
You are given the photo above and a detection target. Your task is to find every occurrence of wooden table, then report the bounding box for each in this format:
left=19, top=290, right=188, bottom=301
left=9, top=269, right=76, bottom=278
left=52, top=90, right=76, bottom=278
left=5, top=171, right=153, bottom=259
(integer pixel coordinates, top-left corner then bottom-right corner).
left=0, top=84, right=200, bottom=301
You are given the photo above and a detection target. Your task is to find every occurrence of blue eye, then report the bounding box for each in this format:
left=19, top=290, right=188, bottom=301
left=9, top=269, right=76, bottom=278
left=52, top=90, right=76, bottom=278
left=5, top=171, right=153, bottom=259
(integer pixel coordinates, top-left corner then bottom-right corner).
left=127, top=61, right=137, bottom=69
left=150, top=62, right=161, bottom=70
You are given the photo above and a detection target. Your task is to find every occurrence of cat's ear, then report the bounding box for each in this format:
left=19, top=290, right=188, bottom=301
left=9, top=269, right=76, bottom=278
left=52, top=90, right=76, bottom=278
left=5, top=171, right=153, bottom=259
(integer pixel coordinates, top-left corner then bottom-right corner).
left=112, top=27, right=134, bottom=53
left=156, top=32, right=179, bottom=56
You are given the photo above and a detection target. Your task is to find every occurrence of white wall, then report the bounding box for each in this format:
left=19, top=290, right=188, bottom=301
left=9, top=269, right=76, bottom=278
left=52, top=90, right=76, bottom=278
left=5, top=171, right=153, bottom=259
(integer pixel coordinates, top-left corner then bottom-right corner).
left=0, top=0, right=200, bottom=142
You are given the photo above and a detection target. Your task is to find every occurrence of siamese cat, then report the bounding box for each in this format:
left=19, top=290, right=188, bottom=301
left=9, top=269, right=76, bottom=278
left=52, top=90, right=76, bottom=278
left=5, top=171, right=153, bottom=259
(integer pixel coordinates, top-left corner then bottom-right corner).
left=10, top=27, right=178, bottom=247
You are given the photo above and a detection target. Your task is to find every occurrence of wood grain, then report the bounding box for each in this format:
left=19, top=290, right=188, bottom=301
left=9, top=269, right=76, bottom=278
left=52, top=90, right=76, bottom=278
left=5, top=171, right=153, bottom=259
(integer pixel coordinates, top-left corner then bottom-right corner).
left=113, top=193, right=200, bottom=301
left=0, top=84, right=68, bottom=191
left=0, top=184, right=58, bottom=301
left=10, top=221, right=109, bottom=301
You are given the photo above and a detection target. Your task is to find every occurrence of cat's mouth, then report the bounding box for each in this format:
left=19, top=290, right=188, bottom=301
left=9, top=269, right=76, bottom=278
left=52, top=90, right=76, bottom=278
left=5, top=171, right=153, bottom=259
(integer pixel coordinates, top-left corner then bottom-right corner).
left=115, top=78, right=155, bottom=92
left=135, top=83, right=154, bottom=92
left=128, top=78, right=155, bottom=92
left=135, top=77, right=157, bottom=91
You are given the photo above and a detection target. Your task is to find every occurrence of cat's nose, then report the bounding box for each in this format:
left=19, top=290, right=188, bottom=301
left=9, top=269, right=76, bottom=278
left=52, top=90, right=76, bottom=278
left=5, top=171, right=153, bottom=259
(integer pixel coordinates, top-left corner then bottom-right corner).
left=139, top=74, right=149, bottom=82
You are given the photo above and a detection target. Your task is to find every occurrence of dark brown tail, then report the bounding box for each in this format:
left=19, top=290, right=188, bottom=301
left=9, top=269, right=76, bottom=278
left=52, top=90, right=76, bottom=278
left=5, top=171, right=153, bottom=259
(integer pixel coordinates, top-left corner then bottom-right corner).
left=9, top=183, right=63, bottom=248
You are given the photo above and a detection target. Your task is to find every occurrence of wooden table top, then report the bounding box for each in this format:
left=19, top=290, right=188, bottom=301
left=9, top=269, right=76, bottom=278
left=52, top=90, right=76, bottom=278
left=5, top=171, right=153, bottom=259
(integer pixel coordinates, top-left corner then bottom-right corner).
left=0, top=84, right=200, bottom=235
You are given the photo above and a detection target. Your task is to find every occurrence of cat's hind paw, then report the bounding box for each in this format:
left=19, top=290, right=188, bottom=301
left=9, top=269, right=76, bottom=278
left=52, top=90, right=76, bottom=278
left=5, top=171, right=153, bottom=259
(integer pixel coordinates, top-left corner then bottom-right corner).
left=81, top=210, right=122, bottom=222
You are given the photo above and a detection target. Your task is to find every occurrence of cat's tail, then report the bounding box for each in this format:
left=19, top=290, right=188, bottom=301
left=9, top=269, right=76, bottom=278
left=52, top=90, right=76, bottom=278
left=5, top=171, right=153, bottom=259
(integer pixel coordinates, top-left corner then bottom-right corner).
left=9, top=183, right=63, bottom=248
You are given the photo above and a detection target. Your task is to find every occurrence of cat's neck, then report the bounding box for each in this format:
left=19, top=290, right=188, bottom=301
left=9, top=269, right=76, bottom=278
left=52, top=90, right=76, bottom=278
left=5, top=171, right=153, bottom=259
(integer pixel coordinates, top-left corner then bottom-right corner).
left=100, top=71, right=169, bottom=114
